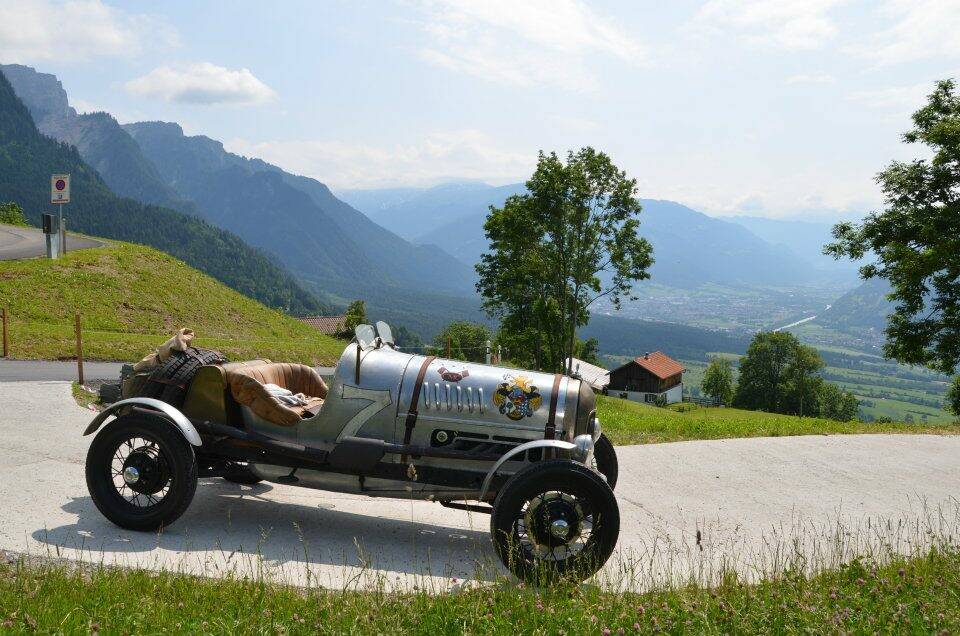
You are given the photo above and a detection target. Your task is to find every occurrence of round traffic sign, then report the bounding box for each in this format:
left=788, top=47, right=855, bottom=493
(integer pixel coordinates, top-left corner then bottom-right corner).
left=55, top=179, right=66, bottom=191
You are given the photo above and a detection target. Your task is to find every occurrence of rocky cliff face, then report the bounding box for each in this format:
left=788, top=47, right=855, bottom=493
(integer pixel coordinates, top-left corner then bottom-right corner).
left=0, top=64, right=190, bottom=212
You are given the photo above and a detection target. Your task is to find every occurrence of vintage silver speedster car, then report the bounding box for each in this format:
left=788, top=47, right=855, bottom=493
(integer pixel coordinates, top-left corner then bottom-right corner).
left=83, top=323, right=620, bottom=582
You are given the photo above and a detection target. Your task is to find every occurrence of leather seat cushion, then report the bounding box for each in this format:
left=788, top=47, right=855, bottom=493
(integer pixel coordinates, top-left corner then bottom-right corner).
left=226, top=363, right=328, bottom=425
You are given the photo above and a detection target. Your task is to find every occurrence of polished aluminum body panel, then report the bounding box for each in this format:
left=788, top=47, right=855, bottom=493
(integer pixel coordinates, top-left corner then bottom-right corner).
left=249, top=342, right=594, bottom=499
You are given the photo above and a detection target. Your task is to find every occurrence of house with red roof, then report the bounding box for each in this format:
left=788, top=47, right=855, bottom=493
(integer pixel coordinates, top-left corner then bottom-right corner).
left=607, top=351, right=684, bottom=405
left=296, top=315, right=347, bottom=336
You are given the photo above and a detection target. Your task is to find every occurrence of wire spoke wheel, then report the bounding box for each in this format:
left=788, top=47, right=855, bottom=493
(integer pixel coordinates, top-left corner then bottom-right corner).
left=86, top=415, right=198, bottom=531
left=491, top=460, right=619, bottom=584
left=108, top=436, right=173, bottom=509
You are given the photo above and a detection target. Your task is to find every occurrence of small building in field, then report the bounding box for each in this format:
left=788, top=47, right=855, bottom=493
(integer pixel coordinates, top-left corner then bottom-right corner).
left=297, top=315, right=347, bottom=336
left=564, top=357, right=610, bottom=392
left=607, top=351, right=684, bottom=405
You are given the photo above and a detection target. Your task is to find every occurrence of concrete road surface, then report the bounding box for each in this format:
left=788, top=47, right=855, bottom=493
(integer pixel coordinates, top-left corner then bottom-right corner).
left=1, top=380, right=958, bottom=591
left=0, top=360, right=123, bottom=382
left=0, top=224, right=102, bottom=260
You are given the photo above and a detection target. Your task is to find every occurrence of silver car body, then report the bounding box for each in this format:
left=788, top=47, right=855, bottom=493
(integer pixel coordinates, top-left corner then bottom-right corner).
left=247, top=343, right=597, bottom=500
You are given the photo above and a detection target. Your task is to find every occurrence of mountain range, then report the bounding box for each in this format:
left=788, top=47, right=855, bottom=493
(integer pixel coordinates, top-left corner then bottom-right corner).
left=1, top=63, right=887, bottom=351
left=2, top=63, right=481, bottom=335
left=342, top=182, right=845, bottom=289
left=0, top=67, right=324, bottom=315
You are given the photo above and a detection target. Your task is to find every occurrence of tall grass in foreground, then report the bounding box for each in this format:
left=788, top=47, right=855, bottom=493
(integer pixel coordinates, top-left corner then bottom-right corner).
left=5, top=502, right=960, bottom=633
left=1, top=543, right=958, bottom=633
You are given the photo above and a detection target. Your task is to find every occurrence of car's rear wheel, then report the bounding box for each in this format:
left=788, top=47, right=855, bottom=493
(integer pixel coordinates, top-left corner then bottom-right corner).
left=86, top=415, right=197, bottom=531
left=591, top=433, right=618, bottom=490
left=491, top=460, right=619, bottom=584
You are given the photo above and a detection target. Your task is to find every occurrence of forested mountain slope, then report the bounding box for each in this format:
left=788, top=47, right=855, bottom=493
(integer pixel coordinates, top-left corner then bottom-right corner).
left=123, top=122, right=476, bottom=297
left=0, top=69, right=325, bottom=315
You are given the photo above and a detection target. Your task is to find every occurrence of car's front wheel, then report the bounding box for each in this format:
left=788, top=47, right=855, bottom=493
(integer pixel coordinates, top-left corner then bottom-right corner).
left=85, top=415, right=197, bottom=531
left=490, top=460, right=619, bottom=584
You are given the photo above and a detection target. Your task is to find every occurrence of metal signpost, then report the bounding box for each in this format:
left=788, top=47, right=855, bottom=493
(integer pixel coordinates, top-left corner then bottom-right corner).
left=50, top=173, right=70, bottom=257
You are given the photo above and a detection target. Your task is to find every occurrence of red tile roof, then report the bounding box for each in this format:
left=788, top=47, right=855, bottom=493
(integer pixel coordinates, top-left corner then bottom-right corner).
left=297, top=315, right=347, bottom=335
left=631, top=351, right=684, bottom=380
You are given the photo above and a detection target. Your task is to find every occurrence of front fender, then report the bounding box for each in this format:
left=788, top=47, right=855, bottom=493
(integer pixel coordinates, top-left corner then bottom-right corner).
left=478, top=439, right=577, bottom=502
left=82, top=398, right=202, bottom=447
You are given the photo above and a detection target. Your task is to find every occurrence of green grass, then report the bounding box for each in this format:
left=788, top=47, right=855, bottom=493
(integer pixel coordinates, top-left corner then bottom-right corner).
left=0, top=241, right=344, bottom=365
left=1, top=546, right=958, bottom=634
left=597, top=395, right=960, bottom=445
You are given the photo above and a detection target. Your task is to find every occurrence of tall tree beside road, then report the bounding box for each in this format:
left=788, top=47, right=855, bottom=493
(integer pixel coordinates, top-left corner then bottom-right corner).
left=947, top=376, right=960, bottom=418
left=827, top=79, right=960, bottom=374
left=476, top=148, right=653, bottom=373
left=734, top=331, right=859, bottom=420
left=734, top=332, right=821, bottom=414
left=701, top=356, right=735, bottom=405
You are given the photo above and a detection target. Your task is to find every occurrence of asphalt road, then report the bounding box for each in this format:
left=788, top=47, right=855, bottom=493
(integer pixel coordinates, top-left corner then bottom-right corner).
left=0, top=224, right=102, bottom=260
left=2, top=380, right=957, bottom=591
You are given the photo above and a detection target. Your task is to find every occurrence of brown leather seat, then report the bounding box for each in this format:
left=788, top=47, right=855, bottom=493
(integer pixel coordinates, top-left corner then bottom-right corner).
left=226, top=363, right=328, bottom=425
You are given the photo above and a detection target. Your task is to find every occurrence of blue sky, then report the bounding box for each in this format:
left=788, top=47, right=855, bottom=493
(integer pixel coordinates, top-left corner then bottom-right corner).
left=1, top=0, right=958, bottom=220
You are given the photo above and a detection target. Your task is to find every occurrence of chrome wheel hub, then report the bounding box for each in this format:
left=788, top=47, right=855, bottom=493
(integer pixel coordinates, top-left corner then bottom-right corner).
left=122, top=466, right=140, bottom=485
left=549, top=518, right=570, bottom=539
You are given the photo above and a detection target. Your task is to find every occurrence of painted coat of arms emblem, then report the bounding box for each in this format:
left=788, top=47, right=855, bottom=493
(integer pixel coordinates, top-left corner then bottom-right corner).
left=493, top=375, right=542, bottom=420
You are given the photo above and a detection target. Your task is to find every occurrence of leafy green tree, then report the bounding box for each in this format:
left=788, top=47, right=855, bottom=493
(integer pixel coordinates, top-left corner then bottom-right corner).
left=337, top=300, right=367, bottom=339
left=784, top=344, right=825, bottom=418
left=734, top=332, right=823, bottom=416
left=434, top=321, right=492, bottom=363
left=947, top=376, right=960, bottom=417
left=818, top=382, right=860, bottom=422
left=575, top=337, right=602, bottom=367
left=0, top=202, right=27, bottom=226
left=476, top=147, right=653, bottom=373
left=701, top=356, right=735, bottom=405
left=393, top=325, right=424, bottom=351
left=826, top=79, right=960, bottom=374
left=734, top=332, right=800, bottom=413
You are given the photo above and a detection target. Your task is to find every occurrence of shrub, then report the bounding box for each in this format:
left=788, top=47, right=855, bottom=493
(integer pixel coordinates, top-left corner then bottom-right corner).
left=0, top=201, right=27, bottom=226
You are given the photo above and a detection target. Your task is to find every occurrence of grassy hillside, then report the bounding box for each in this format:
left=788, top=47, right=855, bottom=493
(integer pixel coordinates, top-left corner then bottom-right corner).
left=597, top=395, right=959, bottom=445
left=0, top=239, right=344, bottom=364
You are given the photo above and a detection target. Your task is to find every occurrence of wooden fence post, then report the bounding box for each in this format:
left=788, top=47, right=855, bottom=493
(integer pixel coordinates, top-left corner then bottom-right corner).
left=74, top=312, right=84, bottom=386
left=2, top=307, right=7, bottom=358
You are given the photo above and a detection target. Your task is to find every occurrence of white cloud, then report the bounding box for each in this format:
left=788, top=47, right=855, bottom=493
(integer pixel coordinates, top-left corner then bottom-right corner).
left=692, top=0, right=845, bottom=50
left=847, top=82, right=933, bottom=118
left=850, top=0, right=960, bottom=64
left=415, top=0, right=645, bottom=89
left=785, top=73, right=836, bottom=85
left=125, top=63, right=276, bottom=105
left=226, top=130, right=535, bottom=189
left=0, top=0, right=176, bottom=63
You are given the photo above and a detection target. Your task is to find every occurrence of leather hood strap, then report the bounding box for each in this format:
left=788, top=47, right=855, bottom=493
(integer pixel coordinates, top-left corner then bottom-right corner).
left=545, top=373, right=563, bottom=439
left=402, top=355, right=436, bottom=460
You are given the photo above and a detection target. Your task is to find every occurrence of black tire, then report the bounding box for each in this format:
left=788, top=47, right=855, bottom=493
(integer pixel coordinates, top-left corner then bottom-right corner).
left=491, top=460, right=619, bottom=584
left=85, top=415, right=197, bottom=531
left=591, top=433, right=618, bottom=490
left=222, top=464, right=263, bottom=485
left=140, top=348, right=227, bottom=407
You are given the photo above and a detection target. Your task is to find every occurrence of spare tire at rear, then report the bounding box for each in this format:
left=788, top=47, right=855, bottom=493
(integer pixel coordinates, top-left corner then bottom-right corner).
left=138, top=348, right=226, bottom=407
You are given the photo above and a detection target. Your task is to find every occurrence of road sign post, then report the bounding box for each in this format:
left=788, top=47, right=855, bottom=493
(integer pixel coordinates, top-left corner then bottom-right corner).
left=51, top=174, right=70, bottom=256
